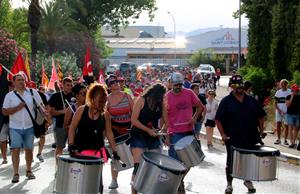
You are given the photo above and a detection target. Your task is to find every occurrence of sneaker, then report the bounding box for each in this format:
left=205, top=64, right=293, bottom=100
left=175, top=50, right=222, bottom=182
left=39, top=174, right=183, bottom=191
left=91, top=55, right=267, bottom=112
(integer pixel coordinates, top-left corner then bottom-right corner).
left=208, top=144, right=214, bottom=149
left=284, top=140, right=289, bottom=145
left=11, top=173, right=19, bottom=183
left=108, top=180, right=118, bottom=189
left=244, top=181, right=256, bottom=193
left=36, top=154, right=44, bottom=162
left=1, top=160, right=8, bottom=164
left=274, top=139, right=281, bottom=144
left=225, top=185, right=233, bottom=194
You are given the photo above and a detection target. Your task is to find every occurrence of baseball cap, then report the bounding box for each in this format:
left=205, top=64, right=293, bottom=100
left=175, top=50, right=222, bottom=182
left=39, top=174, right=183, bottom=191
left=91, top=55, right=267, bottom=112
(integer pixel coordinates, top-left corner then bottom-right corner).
left=291, top=84, right=299, bottom=91
left=170, top=72, right=184, bottom=85
left=229, top=75, right=244, bottom=86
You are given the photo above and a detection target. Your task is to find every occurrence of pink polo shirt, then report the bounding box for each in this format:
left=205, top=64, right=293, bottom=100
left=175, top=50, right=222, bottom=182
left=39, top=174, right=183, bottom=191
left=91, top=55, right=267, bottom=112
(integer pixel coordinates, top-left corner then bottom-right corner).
left=166, top=88, right=200, bottom=134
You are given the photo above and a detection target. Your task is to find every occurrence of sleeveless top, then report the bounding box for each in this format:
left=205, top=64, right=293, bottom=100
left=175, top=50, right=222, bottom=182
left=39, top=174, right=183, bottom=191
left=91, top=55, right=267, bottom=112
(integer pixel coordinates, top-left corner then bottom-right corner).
left=74, top=105, right=105, bottom=150
left=108, top=94, right=131, bottom=135
left=131, top=97, right=162, bottom=145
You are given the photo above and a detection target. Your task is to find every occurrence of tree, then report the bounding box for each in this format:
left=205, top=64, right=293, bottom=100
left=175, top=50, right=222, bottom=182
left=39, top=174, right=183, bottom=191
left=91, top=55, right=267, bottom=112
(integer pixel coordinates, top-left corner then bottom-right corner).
left=188, top=49, right=226, bottom=68
left=28, top=0, right=41, bottom=80
left=270, top=0, right=298, bottom=79
left=0, top=0, right=11, bottom=29
left=242, top=0, right=274, bottom=69
left=65, top=0, right=157, bottom=33
left=291, top=1, right=300, bottom=71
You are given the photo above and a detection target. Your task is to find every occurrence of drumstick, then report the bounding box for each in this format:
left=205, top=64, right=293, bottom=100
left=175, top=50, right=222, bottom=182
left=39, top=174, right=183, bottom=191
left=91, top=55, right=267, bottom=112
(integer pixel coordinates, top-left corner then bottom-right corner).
left=65, top=99, right=75, bottom=114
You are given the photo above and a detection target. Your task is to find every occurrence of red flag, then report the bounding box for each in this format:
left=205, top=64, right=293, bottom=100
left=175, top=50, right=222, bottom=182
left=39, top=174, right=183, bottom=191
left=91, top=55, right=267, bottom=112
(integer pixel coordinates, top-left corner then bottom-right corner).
left=98, top=69, right=105, bottom=84
left=9, top=53, right=30, bottom=82
left=0, top=64, right=2, bottom=76
left=48, top=57, right=59, bottom=90
left=83, top=47, right=93, bottom=76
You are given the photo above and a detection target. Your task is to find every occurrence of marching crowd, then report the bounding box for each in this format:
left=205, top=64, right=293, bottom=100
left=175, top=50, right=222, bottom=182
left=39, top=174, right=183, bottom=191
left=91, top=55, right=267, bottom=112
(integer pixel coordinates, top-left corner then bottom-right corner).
left=0, top=66, right=300, bottom=194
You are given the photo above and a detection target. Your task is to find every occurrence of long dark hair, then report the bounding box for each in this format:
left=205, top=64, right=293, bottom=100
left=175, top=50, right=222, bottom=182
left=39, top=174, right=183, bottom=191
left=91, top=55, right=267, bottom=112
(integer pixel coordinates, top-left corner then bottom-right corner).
left=142, top=83, right=167, bottom=112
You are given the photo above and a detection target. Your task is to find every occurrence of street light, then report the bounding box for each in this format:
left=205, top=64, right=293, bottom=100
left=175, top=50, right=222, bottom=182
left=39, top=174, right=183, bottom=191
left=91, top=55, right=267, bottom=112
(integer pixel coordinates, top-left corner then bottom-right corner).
left=238, top=0, right=241, bottom=69
left=167, top=11, right=176, bottom=64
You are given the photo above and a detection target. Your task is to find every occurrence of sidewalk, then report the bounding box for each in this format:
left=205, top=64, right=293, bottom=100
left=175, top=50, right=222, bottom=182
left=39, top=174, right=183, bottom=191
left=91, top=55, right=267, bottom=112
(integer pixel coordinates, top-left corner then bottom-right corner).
left=202, top=83, right=300, bottom=166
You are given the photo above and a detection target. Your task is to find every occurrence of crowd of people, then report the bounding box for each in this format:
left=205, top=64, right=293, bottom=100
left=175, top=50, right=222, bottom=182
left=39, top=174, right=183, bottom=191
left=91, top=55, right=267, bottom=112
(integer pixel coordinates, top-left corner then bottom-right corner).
left=0, top=66, right=299, bottom=194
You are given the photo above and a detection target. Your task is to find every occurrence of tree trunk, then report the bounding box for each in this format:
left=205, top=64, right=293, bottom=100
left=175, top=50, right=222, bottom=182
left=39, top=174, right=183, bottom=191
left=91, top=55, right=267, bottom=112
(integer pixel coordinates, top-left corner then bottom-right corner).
left=28, top=0, right=41, bottom=81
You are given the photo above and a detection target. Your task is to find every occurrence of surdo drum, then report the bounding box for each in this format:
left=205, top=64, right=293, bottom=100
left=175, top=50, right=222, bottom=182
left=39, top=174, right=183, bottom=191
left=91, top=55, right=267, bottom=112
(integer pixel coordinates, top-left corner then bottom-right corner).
left=132, top=152, right=187, bottom=194
left=231, top=146, right=280, bottom=181
left=174, top=135, right=205, bottom=168
left=55, top=154, right=103, bottom=194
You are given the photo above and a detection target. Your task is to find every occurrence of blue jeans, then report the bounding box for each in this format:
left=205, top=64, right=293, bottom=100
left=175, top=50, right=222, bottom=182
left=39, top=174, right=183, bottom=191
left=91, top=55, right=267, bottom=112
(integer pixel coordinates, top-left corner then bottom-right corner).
left=194, top=121, right=203, bottom=136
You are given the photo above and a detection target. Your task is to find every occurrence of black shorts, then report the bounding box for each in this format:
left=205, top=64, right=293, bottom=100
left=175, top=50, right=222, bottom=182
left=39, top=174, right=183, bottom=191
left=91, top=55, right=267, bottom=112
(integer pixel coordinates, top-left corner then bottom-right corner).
left=205, top=119, right=216, bottom=128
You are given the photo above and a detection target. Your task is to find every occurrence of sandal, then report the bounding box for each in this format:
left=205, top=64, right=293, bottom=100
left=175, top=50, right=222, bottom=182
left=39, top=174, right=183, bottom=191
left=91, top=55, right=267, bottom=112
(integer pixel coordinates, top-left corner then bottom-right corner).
left=26, top=171, right=35, bottom=180
left=11, top=173, right=19, bottom=183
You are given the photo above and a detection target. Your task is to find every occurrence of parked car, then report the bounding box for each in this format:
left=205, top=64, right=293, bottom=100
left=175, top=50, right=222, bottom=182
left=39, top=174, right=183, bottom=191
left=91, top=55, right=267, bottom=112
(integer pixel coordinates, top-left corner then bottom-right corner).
left=197, top=64, right=216, bottom=79
left=106, top=64, right=119, bottom=74
left=137, top=63, right=156, bottom=71
left=120, top=62, right=137, bottom=73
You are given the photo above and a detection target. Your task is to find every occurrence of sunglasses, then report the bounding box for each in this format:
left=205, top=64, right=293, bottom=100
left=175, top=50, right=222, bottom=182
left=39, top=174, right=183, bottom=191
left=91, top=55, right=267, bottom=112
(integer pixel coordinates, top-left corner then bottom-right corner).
left=208, top=93, right=215, bottom=96
left=174, top=83, right=183, bottom=87
left=109, top=80, right=119, bottom=86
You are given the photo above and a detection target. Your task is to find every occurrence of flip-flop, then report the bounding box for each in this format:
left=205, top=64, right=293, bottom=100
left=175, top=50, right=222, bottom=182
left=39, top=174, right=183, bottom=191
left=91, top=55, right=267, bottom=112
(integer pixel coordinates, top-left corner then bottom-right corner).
left=26, top=171, right=36, bottom=180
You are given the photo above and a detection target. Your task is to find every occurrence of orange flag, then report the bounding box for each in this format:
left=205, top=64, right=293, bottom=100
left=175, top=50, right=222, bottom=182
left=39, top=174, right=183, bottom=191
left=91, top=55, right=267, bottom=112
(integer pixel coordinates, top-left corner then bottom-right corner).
left=25, top=54, right=31, bottom=81
left=56, top=60, right=63, bottom=81
left=41, top=64, right=49, bottom=89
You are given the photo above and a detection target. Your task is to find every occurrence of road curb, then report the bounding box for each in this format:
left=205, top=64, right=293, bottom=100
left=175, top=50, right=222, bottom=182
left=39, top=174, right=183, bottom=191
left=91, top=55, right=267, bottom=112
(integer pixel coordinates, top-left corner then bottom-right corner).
left=199, top=131, right=300, bottom=166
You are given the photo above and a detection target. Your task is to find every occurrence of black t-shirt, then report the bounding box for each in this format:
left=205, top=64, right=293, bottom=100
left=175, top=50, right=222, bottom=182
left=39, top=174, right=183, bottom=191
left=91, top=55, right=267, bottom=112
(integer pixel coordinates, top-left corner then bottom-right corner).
left=49, top=92, right=72, bottom=128
left=38, top=91, right=48, bottom=106
left=215, top=93, right=266, bottom=147
left=193, top=94, right=207, bottom=121
left=286, top=94, right=300, bottom=115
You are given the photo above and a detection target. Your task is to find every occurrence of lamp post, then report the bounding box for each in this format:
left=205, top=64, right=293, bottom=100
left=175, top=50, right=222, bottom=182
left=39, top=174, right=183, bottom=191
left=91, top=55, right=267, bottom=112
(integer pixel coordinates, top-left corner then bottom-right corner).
left=238, top=0, right=241, bottom=69
left=167, top=11, right=176, bottom=64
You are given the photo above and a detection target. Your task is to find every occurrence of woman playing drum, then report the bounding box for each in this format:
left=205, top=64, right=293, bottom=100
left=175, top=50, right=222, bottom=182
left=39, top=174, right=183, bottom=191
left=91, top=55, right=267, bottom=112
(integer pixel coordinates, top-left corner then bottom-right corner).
left=106, top=75, right=134, bottom=189
left=130, top=83, right=167, bottom=194
left=68, top=83, right=120, bottom=194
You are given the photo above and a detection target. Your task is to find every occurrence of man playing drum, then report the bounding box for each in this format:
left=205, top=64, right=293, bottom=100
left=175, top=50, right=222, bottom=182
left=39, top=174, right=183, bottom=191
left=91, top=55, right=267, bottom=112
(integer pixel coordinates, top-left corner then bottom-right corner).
left=163, top=72, right=204, bottom=194
left=215, top=75, right=266, bottom=194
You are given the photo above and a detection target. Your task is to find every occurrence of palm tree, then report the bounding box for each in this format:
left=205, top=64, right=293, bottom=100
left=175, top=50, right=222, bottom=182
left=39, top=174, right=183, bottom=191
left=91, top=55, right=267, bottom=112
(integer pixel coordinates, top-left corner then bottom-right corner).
left=28, top=0, right=41, bottom=80
left=39, top=1, right=85, bottom=54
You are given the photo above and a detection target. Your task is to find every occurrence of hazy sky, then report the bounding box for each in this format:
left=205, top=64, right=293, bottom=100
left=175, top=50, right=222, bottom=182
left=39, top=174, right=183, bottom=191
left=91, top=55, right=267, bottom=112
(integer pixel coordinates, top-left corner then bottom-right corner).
left=12, top=0, right=248, bottom=32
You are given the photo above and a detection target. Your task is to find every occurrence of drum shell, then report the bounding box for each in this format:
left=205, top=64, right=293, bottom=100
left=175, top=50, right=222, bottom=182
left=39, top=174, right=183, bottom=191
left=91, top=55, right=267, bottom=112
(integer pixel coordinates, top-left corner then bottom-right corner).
left=55, top=155, right=103, bottom=194
left=175, top=136, right=205, bottom=168
left=231, top=146, right=280, bottom=181
left=132, top=152, right=187, bottom=194
left=112, top=134, right=134, bottom=171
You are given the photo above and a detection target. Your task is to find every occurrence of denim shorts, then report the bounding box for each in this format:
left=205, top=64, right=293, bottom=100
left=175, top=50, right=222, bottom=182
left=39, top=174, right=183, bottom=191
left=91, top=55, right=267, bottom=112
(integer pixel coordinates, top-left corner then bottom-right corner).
left=286, top=114, right=299, bottom=127
left=54, top=127, right=68, bottom=149
left=9, top=127, right=34, bottom=149
left=130, top=136, right=161, bottom=150
left=0, top=123, right=9, bottom=142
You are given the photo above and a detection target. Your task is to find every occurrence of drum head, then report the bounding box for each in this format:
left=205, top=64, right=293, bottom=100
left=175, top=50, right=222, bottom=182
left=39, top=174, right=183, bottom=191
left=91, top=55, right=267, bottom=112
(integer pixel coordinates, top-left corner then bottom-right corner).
left=174, top=135, right=194, bottom=150
left=59, top=154, right=103, bottom=165
left=232, top=146, right=280, bottom=157
left=142, top=152, right=187, bottom=174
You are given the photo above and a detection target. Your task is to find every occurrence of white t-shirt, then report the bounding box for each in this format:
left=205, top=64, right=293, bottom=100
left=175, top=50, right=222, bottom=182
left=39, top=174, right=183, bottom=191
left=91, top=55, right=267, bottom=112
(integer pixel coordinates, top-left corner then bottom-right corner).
left=3, top=88, right=43, bottom=129
left=275, top=89, right=291, bottom=113
left=205, top=99, right=219, bottom=120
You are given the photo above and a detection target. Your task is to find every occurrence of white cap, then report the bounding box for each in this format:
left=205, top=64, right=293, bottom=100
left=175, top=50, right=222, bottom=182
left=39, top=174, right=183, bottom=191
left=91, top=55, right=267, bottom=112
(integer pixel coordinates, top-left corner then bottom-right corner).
left=170, top=72, right=184, bottom=84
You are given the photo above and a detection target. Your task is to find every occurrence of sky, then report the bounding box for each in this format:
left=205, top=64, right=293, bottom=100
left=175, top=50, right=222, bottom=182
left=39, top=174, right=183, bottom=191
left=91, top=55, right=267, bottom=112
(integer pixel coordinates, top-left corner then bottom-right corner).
left=12, top=0, right=248, bottom=33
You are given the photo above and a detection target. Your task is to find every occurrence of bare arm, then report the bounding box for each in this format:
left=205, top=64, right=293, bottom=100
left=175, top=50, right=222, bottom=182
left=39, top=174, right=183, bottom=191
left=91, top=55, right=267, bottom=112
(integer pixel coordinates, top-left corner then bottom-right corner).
left=68, top=106, right=84, bottom=145
left=2, top=102, right=25, bottom=116
left=63, top=107, right=73, bottom=133
left=104, top=111, right=117, bottom=152
left=286, top=95, right=293, bottom=108
left=215, top=119, right=229, bottom=141
left=161, top=97, right=168, bottom=132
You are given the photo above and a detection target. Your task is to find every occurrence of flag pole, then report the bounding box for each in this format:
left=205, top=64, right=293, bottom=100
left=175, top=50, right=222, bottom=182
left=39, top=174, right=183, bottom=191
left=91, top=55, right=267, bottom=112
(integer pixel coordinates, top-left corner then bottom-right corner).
left=0, top=63, right=15, bottom=76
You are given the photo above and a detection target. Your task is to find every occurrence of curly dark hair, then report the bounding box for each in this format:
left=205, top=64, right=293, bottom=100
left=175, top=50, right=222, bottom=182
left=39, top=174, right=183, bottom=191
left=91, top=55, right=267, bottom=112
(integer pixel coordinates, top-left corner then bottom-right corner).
left=142, top=83, right=167, bottom=112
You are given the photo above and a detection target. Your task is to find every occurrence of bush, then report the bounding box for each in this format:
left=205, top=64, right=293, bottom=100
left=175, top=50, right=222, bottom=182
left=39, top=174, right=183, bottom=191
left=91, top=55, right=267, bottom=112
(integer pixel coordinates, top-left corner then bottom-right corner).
left=35, top=51, right=81, bottom=84
left=292, top=71, right=300, bottom=85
